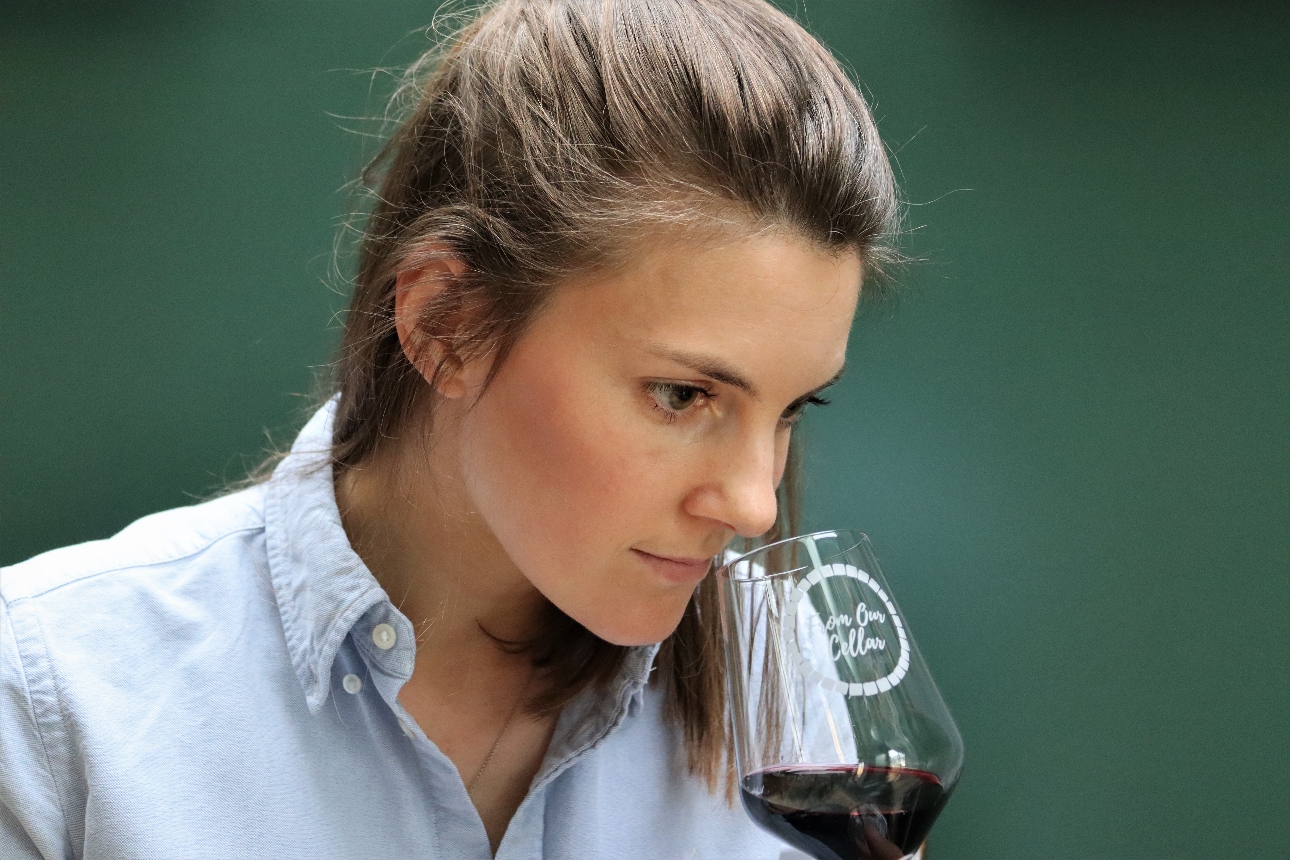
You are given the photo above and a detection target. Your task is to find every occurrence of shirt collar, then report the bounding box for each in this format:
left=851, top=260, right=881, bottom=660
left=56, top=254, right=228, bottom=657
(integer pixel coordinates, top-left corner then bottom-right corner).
left=264, top=398, right=390, bottom=714
left=263, top=397, right=662, bottom=718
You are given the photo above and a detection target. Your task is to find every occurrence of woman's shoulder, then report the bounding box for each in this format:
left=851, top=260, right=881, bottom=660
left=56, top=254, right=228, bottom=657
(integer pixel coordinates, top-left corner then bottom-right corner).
left=1, top=484, right=268, bottom=609
left=0, top=482, right=309, bottom=860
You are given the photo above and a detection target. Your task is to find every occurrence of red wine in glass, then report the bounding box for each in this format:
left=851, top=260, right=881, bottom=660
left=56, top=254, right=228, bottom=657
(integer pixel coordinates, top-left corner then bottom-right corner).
left=741, top=765, right=952, bottom=860
left=718, top=531, right=964, bottom=860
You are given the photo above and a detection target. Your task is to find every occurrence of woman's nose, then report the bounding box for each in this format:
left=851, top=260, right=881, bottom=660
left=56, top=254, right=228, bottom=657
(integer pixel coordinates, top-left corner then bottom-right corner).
left=684, top=431, right=782, bottom=538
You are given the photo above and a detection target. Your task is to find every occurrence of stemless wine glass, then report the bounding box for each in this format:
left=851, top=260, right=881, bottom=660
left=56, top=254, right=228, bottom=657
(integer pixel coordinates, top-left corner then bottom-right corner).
left=718, top=530, right=964, bottom=860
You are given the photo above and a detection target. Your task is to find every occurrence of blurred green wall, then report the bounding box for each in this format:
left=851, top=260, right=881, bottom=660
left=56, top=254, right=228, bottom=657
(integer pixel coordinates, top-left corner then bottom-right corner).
left=2, top=2, right=1286, bottom=858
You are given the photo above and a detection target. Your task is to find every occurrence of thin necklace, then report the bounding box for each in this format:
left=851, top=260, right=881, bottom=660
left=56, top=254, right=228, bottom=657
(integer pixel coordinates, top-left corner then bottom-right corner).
left=466, top=669, right=533, bottom=793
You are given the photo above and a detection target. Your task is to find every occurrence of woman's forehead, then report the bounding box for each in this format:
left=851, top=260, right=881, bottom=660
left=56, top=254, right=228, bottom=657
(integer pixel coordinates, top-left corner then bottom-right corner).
left=528, top=231, right=859, bottom=390
left=558, top=230, right=861, bottom=319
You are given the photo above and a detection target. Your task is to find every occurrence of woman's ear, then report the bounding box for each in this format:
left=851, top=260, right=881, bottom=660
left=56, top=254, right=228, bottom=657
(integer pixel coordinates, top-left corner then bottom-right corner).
left=393, top=243, right=471, bottom=399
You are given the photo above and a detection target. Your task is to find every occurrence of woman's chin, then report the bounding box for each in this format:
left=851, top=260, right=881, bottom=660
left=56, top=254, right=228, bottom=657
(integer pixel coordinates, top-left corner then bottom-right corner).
left=577, top=597, right=692, bottom=648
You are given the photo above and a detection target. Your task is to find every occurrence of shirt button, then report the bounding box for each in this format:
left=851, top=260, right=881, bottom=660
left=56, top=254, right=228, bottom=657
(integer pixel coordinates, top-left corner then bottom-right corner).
left=342, top=673, right=363, bottom=695
left=372, top=623, right=397, bottom=650
left=399, top=718, right=414, bottom=738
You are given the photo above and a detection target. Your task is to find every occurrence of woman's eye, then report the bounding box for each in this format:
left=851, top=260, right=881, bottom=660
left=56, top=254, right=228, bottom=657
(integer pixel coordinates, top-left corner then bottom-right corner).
left=646, top=382, right=712, bottom=418
left=780, top=395, right=832, bottom=427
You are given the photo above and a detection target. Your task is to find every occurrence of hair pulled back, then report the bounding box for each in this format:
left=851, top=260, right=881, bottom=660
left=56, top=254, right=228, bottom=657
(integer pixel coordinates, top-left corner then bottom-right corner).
left=332, top=0, right=898, bottom=792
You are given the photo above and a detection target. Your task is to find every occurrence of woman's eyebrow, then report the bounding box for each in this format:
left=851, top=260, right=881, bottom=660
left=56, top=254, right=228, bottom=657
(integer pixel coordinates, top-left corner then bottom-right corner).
left=646, top=344, right=846, bottom=400
left=796, top=365, right=847, bottom=401
left=647, top=345, right=759, bottom=396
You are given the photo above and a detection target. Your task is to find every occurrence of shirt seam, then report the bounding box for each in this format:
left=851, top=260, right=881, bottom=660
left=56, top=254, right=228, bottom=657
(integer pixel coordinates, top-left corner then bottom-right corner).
left=356, top=646, right=409, bottom=680
left=4, top=596, right=77, bottom=857
left=3, top=524, right=265, bottom=606
left=530, top=679, right=643, bottom=797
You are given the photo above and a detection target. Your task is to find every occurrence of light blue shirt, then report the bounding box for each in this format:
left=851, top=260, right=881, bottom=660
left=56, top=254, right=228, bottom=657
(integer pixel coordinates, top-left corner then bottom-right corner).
left=1, top=401, right=798, bottom=859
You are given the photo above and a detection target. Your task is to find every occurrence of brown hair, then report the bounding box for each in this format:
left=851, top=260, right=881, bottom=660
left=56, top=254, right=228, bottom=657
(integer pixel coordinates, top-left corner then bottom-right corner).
left=331, top=0, right=898, bottom=793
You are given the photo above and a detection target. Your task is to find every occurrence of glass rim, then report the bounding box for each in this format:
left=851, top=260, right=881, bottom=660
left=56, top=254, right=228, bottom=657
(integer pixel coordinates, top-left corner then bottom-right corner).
left=716, top=528, right=869, bottom=581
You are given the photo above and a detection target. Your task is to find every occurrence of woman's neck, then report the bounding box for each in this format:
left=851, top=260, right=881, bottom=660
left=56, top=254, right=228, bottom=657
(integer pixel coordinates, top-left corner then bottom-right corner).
left=333, top=421, right=550, bottom=658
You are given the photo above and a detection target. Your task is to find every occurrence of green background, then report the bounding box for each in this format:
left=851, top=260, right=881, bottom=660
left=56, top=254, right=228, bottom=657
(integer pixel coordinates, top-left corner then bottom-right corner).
left=2, top=2, right=1286, bottom=858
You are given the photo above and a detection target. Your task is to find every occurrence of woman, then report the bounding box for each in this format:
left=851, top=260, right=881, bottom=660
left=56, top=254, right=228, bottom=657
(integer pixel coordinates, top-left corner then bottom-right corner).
left=0, top=0, right=898, bottom=856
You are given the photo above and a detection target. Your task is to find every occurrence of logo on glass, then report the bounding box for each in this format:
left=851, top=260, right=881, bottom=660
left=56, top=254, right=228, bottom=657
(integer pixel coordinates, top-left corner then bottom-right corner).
left=783, top=563, right=910, bottom=697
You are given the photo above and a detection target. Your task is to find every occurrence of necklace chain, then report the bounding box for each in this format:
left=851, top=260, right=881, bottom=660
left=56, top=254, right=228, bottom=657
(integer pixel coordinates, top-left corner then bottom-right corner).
left=466, top=670, right=532, bottom=793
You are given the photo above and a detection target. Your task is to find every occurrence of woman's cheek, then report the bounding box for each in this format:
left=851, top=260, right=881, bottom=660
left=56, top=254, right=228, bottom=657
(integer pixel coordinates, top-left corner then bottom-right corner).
left=464, top=368, right=649, bottom=578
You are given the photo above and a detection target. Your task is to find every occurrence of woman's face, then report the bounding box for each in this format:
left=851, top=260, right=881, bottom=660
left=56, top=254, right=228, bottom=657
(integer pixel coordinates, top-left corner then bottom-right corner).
left=454, top=230, right=862, bottom=646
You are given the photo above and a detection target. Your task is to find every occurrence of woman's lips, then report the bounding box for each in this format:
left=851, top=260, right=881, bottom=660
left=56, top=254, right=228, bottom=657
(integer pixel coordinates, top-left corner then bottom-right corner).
left=631, top=548, right=713, bottom=584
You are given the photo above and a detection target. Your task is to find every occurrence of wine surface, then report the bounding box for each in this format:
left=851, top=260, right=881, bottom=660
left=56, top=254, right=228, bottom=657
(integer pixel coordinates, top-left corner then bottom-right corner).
left=740, top=764, right=951, bottom=860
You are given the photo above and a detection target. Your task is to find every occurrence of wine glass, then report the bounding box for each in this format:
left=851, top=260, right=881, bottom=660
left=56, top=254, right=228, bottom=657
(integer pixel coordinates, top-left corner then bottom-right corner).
left=718, top=530, right=964, bottom=860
